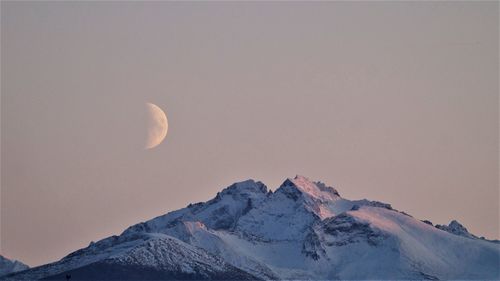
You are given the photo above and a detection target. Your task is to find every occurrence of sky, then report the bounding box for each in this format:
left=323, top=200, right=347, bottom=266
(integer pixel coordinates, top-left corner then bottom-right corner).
left=1, top=1, right=498, bottom=266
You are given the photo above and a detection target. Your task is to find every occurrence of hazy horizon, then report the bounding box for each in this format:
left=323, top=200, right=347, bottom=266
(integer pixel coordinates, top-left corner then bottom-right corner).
left=1, top=1, right=498, bottom=266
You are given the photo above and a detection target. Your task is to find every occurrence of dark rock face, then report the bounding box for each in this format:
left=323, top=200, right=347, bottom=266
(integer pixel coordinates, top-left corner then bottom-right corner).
left=210, top=206, right=236, bottom=230
left=314, top=181, right=340, bottom=197
left=322, top=213, right=386, bottom=246
left=436, top=220, right=477, bottom=239
left=302, top=231, right=326, bottom=261
left=365, top=201, right=392, bottom=210
left=421, top=220, right=433, bottom=226
left=242, top=198, right=253, bottom=215
left=276, top=179, right=302, bottom=201
left=350, top=205, right=360, bottom=211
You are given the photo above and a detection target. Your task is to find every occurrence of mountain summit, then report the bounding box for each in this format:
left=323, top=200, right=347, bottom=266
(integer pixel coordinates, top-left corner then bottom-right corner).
left=279, top=175, right=341, bottom=201
left=4, top=176, right=499, bottom=280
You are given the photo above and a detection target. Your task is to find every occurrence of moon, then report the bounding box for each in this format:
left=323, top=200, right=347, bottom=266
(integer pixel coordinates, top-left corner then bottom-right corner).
left=145, top=102, right=168, bottom=149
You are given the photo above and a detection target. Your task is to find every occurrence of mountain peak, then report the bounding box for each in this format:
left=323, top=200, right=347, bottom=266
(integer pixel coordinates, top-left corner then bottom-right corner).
left=7, top=175, right=500, bottom=281
left=0, top=255, right=29, bottom=277
left=436, top=220, right=477, bottom=239
left=219, top=179, right=268, bottom=197
left=278, top=175, right=340, bottom=202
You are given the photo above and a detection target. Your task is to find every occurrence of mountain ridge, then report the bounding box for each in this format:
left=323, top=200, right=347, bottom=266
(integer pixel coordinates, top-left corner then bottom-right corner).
left=4, top=175, right=499, bottom=280
left=0, top=256, right=29, bottom=277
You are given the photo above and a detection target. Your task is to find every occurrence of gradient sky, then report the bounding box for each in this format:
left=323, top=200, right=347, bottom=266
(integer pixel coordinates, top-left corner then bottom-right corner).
left=1, top=1, right=498, bottom=266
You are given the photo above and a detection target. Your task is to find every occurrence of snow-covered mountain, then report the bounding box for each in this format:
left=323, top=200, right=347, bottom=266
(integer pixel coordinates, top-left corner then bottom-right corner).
left=0, top=256, right=29, bottom=277
left=4, top=176, right=500, bottom=280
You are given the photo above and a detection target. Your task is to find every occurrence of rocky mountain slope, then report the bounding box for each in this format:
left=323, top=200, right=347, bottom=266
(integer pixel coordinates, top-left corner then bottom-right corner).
left=0, top=256, right=29, bottom=277
left=4, top=176, right=499, bottom=280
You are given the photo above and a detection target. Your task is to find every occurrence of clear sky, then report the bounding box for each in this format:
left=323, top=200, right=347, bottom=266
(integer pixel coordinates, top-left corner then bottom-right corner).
left=1, top=1, right=498, bottom=266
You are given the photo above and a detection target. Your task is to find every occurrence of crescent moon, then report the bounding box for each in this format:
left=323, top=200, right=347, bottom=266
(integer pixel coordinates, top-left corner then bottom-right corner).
left=145, top=102, right=168, bottom=149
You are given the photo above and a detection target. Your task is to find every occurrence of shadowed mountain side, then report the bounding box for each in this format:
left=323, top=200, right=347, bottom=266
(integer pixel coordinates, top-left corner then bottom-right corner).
left=4, top=176, right=499, bottom=280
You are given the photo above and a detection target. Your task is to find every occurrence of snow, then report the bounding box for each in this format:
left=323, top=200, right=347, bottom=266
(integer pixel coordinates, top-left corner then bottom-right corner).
left=435, top=219, right=478, bottom=239
left=0, top=256, right=29, bottom=277
left=337, top=207, right=500, bottom=279
left=289, top=175, right=340, bottom=202
left=108, top=235, right=229, bottom=274
left=5, top=175, right=500, bottom=280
